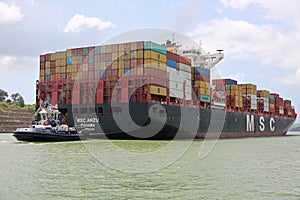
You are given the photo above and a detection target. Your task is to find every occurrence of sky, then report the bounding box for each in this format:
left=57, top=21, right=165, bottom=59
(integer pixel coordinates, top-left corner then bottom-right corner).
left=0, top=0, right=300, bottom=121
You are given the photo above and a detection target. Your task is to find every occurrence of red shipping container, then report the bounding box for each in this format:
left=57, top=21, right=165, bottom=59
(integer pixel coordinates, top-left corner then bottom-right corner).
left=130, top=59, right=137, bottom=69
left=144, top=68, right=167, bottom=79
left=40, top=62, right=45, bottom=70
left=136, top=41, right=144, bottom=50
left=45, top=54, right=51, bottom=61
left=121, top=89, right=128, bottom=103
left=271, top=93, right=280, bottom=98
left=178, top=56, right=191, bottom=66
left=40, top=55, right=45, bottom=63
left=124, top=43, right=131, bottom=51
left=137, top=58, right=143, bottom=67
left=52, top=91, right=58, bottom=104
left=167, top=51, right=178, bottom=61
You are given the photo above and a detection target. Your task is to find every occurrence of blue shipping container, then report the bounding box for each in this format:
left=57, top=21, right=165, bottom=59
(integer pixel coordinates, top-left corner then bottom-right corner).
left=144, top=41, right=167, bottom=54
left=94, top=46, right=101, bottom=54
left=200, top=95, right=211, bottom=103
left=100, top=70, right=106, bottom=78
left=194, top=67, right=210, bottom=76
left=83, top=47, right=89, bottom=56
left=225, top=79, right=237, bottom=85
left=88, top=55, right=94, bottom=63
left=166, top=59, right=177, bottom=69
left=66, top=57, right=72, bottom=65
left=124, top=68, right=130, bottom=76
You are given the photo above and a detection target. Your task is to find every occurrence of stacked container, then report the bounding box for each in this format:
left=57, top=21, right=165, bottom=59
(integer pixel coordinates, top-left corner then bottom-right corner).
left=271, top=93, right=284, bottom=115
left=257, top=90, right=270, bottom=112
left=240, top=84, right=257, bottom=110
left=166, top=51, right=192, bottom=101
left=283, top=99, right=293, bottom=117
left=212, top=79, right=237, bottom=108
left=193, top=67, right=211, bottom=103
left=269, top=94, right=275, bottom=113
left=225, top=84, right=243, bottom=108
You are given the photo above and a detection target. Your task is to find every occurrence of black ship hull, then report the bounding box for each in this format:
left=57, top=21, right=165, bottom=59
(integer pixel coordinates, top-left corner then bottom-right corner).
left=60, top=103, right=296, bottom=139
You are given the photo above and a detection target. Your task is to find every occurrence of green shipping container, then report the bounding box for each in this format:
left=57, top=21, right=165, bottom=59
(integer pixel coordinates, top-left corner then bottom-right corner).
left=269, top=94, right=275, bottom=100
left=200, top=95, right=211, bottom=103
left=144, top=41, right=166, bottom=55
left=225, top=85, right=231, bottom=90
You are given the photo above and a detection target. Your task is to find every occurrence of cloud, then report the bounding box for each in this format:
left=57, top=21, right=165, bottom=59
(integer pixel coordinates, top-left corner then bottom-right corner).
left=0, top=2, right=23, bottom=24
left=281, top=69, right=300, bottom=85
left=0, top=54, right=37, bottom=74
left=220, top=0, right=300, bottom=27
left=64, top=14, right=115, bottom=33
left=219, top=0, right=256, bottom=9
left=188, top=17, right=300, bottom=70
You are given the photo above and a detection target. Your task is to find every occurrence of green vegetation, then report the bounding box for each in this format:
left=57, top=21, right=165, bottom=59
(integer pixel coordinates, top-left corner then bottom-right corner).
left=0, top=89, right=35, bottom=112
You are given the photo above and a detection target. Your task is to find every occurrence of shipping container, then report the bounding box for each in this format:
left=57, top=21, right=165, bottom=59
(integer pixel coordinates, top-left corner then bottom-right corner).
left=200, top=95, right=211, bottom=103
left=144, top=50, right=167, bottom=63
left=144, top=41, right=167, bottom=54
left=149, top=85, right=167, bottom=96
left=166, top=59, right=177, bottom=69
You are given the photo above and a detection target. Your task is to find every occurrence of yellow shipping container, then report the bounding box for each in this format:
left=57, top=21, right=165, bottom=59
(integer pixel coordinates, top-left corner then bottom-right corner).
left=112, top=52, right=119, bottom=61
left=118, top=68, right=124, bottom=77
left=136, top=67, right=144, bottom=75
left=200, top=88, right=210, bottom=96
left=150, top=85, right=167, bottom=96
left=77, top=71, right=82, bottom=79
left=144, top=59, right=167, bottom=71
left=231, top=84, right=242, bottom=91
left=55, top=67, right=60, bottom=74
left=67, top=49, right=72, bottom=57
left=39, top=75, right=44, bottom=82
left=72, top=65, right=78, bottom=73
left=106, top=45, right=113, bottom=53
left=50, top=53, right=56, bottom=61
left=131, top=42, right=137, bottom=51
left=45, top=61, right=50, bottom=68
left=61, top=66, right=66, bottom=73
left=66, top=66, right=72, bottom=73
left=72, top=72, right=78, bottom=80
left=40, top=70, right=45, bottom=76
left=270, top=104, right=275, bottom=109
left=144, top=50, right=166, bottom=63
left=118, top=43, right=124, bottom=52
left=112, top=61, right=118, bottom=69
left=82, top=64, right=88, bottom=72
left=137, top=50, right=143, bottom=58
left=118, top=60, right=124, bottom=69
left=100, top=62, right=107, bottom=70
left=258, top=90, right=270, bottom=98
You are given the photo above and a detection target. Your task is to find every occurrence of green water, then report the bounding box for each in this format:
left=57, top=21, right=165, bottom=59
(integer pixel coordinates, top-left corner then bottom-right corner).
left=0, top=133, right=299, bottom=199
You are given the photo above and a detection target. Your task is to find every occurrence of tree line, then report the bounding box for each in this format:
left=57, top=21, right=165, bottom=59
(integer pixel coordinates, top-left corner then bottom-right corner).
left=0, top=89, right=25, bottom=107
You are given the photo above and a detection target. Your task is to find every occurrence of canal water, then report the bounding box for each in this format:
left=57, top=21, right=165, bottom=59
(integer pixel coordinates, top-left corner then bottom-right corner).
left=0, top=133, right=299, bottom=199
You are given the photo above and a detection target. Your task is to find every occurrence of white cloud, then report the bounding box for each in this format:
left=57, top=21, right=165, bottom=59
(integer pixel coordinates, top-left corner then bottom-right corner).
left=219, top=0, right=254, bottom=9
left=226, top=72, right=245, bottom=83
left=0, top=2, right=23, bottom=24
left=0, top=54, right=37, bottom=74
left=188, top=17, right=300, bottom=70
left=220, top=0, right=300, bottom=27
left=64, top=14, right=115, bottom=33
left=281, top=69, right=300, bottom=85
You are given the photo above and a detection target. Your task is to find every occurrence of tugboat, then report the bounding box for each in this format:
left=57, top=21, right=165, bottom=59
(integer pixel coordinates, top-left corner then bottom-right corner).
left=13, top=103, right=87, bottom=142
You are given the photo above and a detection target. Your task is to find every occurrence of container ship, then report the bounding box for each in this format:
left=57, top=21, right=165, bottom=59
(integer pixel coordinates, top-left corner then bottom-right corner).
left=36, top=40, right=297, bottom=139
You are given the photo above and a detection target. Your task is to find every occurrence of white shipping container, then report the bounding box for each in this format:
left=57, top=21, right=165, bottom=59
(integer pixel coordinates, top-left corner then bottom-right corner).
left=264, top=105, right=269, bottom=112
left=279, top=109, right=284, bottom=114
left=169, top=88, right=183, bottom=99
left=186, top=93, right=192, bottom=100
left=178, top=70, right=192, bottom=80
left=177, top=63, right=191, bottom=73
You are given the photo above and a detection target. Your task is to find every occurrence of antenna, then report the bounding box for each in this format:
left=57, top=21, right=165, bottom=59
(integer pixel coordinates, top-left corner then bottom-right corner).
left=172, top=33, right=175, bottom=44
